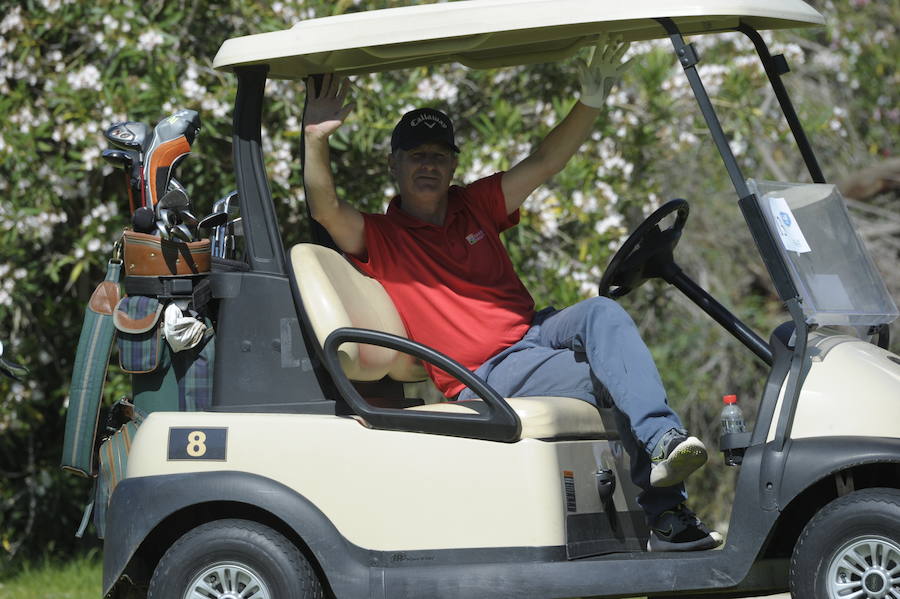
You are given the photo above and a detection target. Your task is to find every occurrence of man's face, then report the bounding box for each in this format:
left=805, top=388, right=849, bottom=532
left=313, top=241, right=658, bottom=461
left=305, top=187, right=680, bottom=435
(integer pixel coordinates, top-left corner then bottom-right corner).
left=389, top=142, right=458, bottom=202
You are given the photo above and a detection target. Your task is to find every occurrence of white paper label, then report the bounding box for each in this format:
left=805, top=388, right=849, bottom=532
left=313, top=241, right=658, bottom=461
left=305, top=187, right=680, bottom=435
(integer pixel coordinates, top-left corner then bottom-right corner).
left=769, top=196, right=811, bottom=254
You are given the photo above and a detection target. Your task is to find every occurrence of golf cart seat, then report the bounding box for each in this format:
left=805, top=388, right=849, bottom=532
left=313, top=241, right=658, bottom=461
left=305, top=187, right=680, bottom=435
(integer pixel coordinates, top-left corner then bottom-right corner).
left=291, top=243, right=610, bottom=440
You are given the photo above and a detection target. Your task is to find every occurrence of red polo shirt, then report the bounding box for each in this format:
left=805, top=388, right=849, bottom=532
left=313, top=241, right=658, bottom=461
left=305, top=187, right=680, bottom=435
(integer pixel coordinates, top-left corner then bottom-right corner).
left=349, top=172, right=535, bottom=396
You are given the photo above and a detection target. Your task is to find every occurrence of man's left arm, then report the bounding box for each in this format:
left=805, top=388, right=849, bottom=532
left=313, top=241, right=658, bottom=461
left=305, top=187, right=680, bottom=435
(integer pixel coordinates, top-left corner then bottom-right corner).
left=501, top=36, right=632, bottom=215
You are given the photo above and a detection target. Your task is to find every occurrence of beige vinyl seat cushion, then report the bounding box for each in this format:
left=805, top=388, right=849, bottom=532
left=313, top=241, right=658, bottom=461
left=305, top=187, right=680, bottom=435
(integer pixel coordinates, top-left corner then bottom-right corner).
left=407, top=397, right=610, bottom=440
left=292, top=243, right=426, bottom=382
left=290, top=243, right=608, bottom=440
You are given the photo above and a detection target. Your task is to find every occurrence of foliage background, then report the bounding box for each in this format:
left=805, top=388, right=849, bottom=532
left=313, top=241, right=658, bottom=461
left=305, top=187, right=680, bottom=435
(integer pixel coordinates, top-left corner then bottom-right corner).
left=1, top=0, right=898, bottom=576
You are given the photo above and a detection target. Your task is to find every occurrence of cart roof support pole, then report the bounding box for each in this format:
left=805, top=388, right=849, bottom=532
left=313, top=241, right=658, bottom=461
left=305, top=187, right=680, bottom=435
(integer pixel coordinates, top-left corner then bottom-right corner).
left=233, top=65, right=287, bottom=275
left=656, top=17, right=802, bottom=304
left=656, top=18, right=750, bottom=199
left=737, top=24, right=826, bottom=184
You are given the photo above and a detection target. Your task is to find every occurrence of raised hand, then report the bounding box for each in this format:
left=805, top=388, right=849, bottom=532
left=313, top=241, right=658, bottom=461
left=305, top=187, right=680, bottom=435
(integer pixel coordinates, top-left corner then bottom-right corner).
left=577, top=34, right=634, bottom=109
left=304, top=73, right=355, bottom=139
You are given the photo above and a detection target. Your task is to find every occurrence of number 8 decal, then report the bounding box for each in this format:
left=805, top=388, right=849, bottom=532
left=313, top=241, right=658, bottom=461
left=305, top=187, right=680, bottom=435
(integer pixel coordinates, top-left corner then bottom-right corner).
left=167, top=427, right=227, bottom=460
left=186, top=431, right=207, bottom=457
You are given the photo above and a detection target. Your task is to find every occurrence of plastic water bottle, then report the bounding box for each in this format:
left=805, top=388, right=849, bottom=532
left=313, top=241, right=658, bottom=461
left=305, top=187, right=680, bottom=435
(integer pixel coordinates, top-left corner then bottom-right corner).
left=721, top=394, right=746, bottom=466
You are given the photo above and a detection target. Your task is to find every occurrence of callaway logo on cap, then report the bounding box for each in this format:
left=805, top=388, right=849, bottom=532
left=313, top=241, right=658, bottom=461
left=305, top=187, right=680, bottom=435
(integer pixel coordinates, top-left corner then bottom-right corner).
left=391, top=108, right=460, bottom=153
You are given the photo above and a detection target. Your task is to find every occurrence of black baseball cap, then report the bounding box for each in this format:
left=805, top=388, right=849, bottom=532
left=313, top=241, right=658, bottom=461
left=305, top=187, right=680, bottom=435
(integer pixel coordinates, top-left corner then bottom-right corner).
left=390, top=108, right=460, bottom=153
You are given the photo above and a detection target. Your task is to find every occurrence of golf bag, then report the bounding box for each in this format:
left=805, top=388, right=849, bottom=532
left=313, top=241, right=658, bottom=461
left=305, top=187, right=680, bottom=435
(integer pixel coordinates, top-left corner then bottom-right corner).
left=62, top=233, right=216, bottom=536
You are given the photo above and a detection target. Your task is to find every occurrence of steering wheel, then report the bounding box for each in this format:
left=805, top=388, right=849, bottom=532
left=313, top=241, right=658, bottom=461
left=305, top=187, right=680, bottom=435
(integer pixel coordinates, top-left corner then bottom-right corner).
left=598, top=199, right=689, bottom=298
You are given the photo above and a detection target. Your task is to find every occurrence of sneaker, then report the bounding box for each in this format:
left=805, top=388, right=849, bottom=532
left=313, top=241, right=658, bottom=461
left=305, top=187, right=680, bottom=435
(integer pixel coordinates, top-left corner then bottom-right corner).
left=647, top=504, right=724, bottom=552
left=649, top=429, right=708, bottom=487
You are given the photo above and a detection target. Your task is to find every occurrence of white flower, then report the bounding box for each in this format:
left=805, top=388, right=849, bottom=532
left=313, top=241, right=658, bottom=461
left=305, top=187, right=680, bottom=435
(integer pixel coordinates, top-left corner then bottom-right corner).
left=415, top=73, right=458, bottom=103
left=572, top=190, right=599, bottom=214
left=182, top=79, right=206, bottom=99
left=82, top=146, right=101, bottom=170
left=594, top=212, right=624, bottom=235
left=138, top=30, right=165, bottom=52
left=0, top=7, right=23, bottom=33
left=66, top=65, right=102, bottom=91
left=201, top=97, right=229, bottom=118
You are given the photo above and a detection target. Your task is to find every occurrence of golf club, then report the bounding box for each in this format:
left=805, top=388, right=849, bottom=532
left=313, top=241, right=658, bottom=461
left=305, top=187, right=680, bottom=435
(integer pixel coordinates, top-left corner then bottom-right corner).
left=177, top=209, right=199, bottom=230
left=143, top=110, right=200, bottom=211
left=210, top=191, right=238, bottom=258
left=102, top=148, right=141, bottom=213
left=156, top=187, right=191, bottom=217
left=198, top=211, right=228, bottom=231
left=170, top=224, right=193, bottom=242
left=104, top=121, right=150, bottom=152
left=155, top=221, right=170, bottom=240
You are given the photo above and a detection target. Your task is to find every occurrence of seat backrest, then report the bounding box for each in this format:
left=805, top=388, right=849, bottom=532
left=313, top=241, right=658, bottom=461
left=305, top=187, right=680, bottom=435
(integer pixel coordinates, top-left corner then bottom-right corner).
left=291, top=243, right=427, bottom=382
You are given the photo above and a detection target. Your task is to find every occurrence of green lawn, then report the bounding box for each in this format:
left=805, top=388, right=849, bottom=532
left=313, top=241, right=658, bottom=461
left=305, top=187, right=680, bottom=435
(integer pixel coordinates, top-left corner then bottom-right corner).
left=0, top=553, right=101, bottom=599
left=0, top=554, right=650, bottom=599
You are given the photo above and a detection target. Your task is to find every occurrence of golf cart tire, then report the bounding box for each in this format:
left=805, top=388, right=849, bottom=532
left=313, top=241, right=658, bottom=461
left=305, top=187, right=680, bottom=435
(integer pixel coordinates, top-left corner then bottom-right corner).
left=147, top=518, right=324, bottom=599
left=789, top=487, right=900, bottom=599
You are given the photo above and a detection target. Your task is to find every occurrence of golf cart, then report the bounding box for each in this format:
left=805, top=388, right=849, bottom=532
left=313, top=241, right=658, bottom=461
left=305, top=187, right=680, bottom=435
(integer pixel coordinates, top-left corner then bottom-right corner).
left=97, top=1, right=900, bottom=598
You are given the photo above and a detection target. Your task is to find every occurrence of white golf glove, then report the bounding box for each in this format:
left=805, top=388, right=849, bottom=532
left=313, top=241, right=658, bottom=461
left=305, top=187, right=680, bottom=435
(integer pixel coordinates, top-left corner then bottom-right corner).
left=577, top=35, right=633, bottom=109
left=163, top=302, right=207, bottom=352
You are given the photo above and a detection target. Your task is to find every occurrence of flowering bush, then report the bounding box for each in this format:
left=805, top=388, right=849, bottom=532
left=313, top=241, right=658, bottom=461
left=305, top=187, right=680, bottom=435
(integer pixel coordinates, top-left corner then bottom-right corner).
left=0, top=0, right=896, bottom=565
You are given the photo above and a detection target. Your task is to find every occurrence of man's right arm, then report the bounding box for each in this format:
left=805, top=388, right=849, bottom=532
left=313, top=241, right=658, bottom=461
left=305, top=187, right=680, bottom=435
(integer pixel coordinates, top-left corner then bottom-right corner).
left=303, top=74, right=367, bottom=257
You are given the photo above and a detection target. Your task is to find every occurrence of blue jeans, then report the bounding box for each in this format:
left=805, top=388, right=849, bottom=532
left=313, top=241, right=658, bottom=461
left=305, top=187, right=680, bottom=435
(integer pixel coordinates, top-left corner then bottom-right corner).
left=458, top=297, right=687, bottom=520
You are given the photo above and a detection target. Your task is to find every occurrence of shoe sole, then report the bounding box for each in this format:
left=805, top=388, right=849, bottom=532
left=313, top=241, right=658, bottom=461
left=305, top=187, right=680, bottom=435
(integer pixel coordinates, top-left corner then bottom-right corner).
left=650, top=436, right=708, bottom=487
left=646, top=530, right=724, bottom=552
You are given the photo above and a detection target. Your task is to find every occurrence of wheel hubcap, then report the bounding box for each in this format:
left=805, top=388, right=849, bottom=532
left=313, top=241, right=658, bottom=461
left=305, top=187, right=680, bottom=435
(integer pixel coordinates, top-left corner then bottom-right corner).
left=827, top=536, right=900, bottom=599
left=184, top=562, right=270, bottom=599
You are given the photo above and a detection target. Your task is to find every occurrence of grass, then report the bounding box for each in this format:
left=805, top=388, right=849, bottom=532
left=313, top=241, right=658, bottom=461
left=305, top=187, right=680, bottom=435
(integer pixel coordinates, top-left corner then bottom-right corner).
left=0, top=552, right=101, bottom=599
left=0, top=553, right=652, bottom=599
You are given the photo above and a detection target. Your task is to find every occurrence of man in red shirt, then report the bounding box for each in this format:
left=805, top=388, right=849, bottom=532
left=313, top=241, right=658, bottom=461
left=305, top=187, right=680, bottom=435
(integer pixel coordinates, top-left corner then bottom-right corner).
left=302, top=38, right=721, bottom=552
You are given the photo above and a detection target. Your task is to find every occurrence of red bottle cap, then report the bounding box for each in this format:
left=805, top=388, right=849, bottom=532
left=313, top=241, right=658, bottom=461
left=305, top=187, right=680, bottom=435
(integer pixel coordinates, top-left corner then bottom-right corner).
left=723, top=394, right=738, bottom=404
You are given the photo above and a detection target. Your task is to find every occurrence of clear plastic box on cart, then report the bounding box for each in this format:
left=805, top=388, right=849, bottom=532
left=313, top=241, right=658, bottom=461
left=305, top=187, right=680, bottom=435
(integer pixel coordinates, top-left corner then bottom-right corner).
left=748, top=179, right=899, bottom=327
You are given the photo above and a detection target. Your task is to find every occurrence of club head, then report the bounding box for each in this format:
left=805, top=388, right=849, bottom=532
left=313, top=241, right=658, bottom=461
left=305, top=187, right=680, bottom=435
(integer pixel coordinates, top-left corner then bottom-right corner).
left=105, top=121, right=150, bottom=151
left=155, top=221, right=170, bottom=240
left=159, top=209, right=176, bottom=228
left=144, top=109, right=201, bottom=210
left=213, top=191, right=239, bottom=214
left=163, top=109, right=201, bottom=144
left=198, top=211, right=228, bottom=230
left=157, top=188, right=190, bottom=211
left=168, top=178, right=187, bottom=195
left=170, top=224, right=193, bottom=242
left=102, top=148, right=135, bottom=169
left=177, top=209, right=199, bottom=227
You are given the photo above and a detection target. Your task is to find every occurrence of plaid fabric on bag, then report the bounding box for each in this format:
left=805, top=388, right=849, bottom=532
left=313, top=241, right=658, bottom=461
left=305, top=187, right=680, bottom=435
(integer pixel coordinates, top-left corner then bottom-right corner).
left=175, top=318, right=216, bottom=412
left=174, top=321, right=215, bottom=411
left=115, top=296, right=163, bottom=374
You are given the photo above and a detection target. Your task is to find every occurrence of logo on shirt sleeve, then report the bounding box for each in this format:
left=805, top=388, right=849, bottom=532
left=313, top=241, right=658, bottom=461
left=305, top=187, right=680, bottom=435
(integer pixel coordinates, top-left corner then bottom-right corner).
left=465, top=230, right=485, bottom=245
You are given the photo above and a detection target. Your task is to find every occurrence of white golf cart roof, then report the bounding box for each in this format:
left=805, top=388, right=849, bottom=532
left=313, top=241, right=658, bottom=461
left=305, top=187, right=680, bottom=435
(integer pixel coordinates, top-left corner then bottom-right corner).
left=213, top=0, right=824, bottom=80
